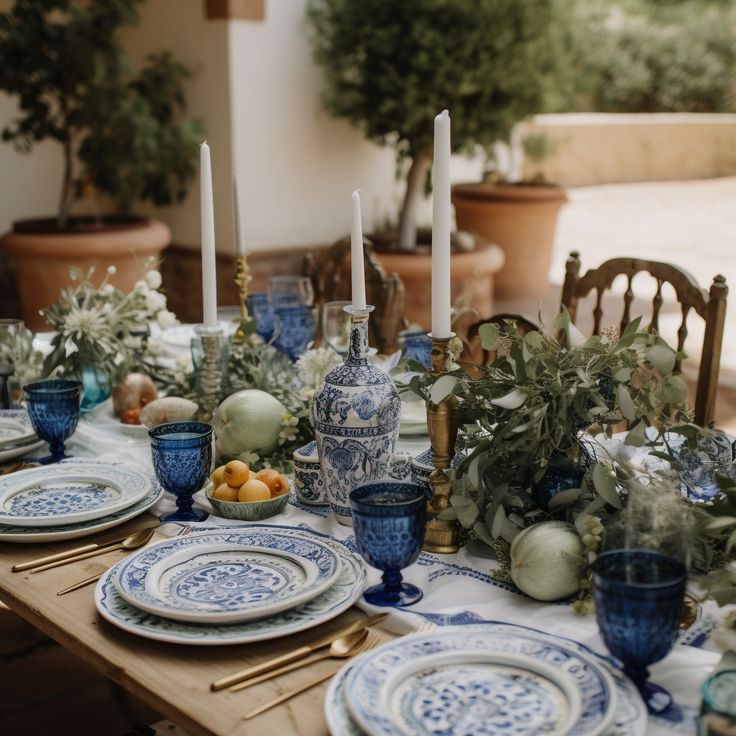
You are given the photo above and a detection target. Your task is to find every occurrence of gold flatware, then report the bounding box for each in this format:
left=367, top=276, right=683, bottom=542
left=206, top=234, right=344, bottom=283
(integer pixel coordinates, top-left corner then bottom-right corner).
left=12, top=525, right=158, bottom=572
left=29, top=526, right=157, bottom=574
left=210, top=612, right=387, bottom=691
left=243, top=633, right=381, bottom=720
left=57, top=570, right=105, bottom=596
left=230, top=628, right=370, bottom=693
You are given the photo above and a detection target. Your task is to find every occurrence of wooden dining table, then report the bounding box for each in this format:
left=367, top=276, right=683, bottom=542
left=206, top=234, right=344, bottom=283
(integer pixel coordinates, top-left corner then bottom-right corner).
left=0, top=513, right=380, bottom=736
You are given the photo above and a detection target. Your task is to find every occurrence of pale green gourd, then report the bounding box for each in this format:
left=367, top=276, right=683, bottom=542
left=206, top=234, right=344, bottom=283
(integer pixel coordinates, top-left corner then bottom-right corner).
left=510, top=521, right=587, bottom=601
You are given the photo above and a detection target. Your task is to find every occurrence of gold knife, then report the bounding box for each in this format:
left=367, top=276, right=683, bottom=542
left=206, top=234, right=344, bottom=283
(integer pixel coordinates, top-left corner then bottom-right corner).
left=210, top=612, right=387, bottom=691
left=12, top=525, right=157, bottom=572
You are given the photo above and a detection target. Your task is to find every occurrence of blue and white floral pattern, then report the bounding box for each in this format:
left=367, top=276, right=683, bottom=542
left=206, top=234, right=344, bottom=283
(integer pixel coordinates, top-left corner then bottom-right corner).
left=114, top=529, right=341, bottom=624
left=0, top=410, right=37, bottom=448
left=344, top=625, right=617, bottom=736
left=411, top=448, right=464, bottom=497
left=0, top=461, right=153, bottom=527
left=95, top=524, right=366, bottom=645
left=313, top=315, right=401, bottom=525
left=293, top=441, right=328, bottom=505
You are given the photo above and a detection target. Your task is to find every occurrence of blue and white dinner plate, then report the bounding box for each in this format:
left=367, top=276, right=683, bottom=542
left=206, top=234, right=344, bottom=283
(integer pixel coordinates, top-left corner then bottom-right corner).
left=113, top=528, right=342, bottom=624
left=0, top=410, right=38, bottom=449
left=0, top=483, right=163, bottom=543
left=0, top=460, right=154, bottom=527
left=95, top=524, right=366, bottom=644
left=326, top=628, right=646, bottom=736
left=344, top=624, right=618, bottom=736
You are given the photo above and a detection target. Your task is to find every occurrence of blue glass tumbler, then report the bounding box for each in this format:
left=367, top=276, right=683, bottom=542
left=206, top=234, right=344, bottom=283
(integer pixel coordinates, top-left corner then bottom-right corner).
left=273, top=305, right=317, bottom=361
left=23, top=379, right=82, bottom=464
left=592, top=549, right=687, bottom=714
left=350, top=482, right=426, bottom=607
left=149, top=421, right=212, bottom=523
left=246, top=292, right=276, bottom=342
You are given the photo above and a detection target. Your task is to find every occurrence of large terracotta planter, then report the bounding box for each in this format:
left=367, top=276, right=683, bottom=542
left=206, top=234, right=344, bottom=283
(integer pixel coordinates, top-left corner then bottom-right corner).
left=1, top=217, right=170, bottom=330
left=452, top=183, right=567, bottom=301
left=374, top=243, right=505, bottom=330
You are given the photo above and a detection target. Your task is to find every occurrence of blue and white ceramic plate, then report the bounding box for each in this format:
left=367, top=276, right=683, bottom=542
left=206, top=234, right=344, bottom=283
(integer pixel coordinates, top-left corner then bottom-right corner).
left=113, top=528, right=342, bottom=624
left=0, top=437, right=44, bottom=464
left=95, top=524, right=366, bottom=645
left=326, top=628, right=646, bottom=736
left=345, top=624, right=618, bottom=736
left=0, top=483, right=163, bottom=543
left=0, top=410, right=38, bottom=449
left=0, top=460, right=154, bottom=527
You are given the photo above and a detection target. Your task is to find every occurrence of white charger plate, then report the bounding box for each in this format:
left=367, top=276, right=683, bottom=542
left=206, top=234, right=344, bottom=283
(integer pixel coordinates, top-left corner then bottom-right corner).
left=0, top=410, right=38, bottom=449
left=0, top=461, right=154, bottom=527
left=344, top=624, right=618, bottom=736
left=0, top=437, right=44, bottom=464
left=95, top=524, right=365, bottom=645
left=113, top=528, right=341, bottom=624
left=0, top=483, right=162, bottom=543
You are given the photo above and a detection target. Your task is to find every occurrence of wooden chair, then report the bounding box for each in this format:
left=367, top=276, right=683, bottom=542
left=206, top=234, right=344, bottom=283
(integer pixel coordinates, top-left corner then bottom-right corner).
left=560, top=251, right=728, bottom=425
left=303, top=236, right=406, bottom=355
left=463, top=313, right=540, bottom=367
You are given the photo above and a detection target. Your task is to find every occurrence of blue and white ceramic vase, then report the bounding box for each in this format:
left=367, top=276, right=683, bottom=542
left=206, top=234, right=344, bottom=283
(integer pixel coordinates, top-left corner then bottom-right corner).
left=312, top=306, right=402, bottom=525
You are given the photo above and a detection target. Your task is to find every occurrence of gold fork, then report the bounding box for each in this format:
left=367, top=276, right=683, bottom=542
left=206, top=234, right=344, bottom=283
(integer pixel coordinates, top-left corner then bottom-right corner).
left=243, top=632, right=381, bottom=720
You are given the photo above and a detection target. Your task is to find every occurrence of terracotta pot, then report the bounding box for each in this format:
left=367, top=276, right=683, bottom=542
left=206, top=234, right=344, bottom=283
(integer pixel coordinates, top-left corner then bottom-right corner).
left=1, top=217, right=170, bottom=330
left=452, top=182, right=567, bottom=301
left=374, top=243, right=505, bottom=330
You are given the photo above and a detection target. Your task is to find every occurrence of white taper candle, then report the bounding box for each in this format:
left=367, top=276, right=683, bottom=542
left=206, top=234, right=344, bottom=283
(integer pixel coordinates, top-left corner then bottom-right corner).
left=351, top=190, right=366, bottom=309
left=200, top=141, right=218, bottom=326
left=431, top=110, right=452, bottom=338
left=233, top=173, right=246, bottom=257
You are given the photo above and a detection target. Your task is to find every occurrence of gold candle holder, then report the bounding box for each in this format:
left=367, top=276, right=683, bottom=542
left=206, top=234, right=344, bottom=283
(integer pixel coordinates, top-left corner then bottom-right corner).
left=233, top=254, right=251, bottom=343
left=423, top=333, right=460, bottom=553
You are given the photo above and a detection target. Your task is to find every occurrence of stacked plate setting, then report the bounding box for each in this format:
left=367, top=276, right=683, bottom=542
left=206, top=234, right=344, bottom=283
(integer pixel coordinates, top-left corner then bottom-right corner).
left=0, top=410, right=44, bottom=463
left=326, top=623, right=648, bottom=736
left=95, top=524, right=366, bottom=645
left=0, top=459, right=162, bottom=543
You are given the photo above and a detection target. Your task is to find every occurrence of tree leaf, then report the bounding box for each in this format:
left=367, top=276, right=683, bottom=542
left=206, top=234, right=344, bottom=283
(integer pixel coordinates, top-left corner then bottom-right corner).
left=472, top=520, right=495, bottom=548
left=491, top=505, right=506, bottom=539
left=490, top=388, right=527, bottom=409
left=465, top=537, right=496, bottom=559
left=478, top=323, right=500, bottom=350
left=662, top=375, right=688, bottom=405
left=726, top=528, right=736, bottom=555
left=704, top=516, right=736, bottom=534
left=616, top=384, right=636, bottom=422
left=645, top=343, right=676, bottom=375
left=592, top=462, right=623, bottom=509
left=547, top=487, right=582, bottom=511
left=624, top=422, right=648, bottom=447
left=429, top=375, right=458, bottom=405
left=450, top=495, right=479, bottom=527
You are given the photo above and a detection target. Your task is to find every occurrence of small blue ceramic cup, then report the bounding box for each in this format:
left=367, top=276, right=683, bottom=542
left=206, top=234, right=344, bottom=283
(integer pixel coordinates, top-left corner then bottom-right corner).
left=149, top=421, right=212, bottom=523
left=23, top=378, right=82, bottom=464
left=273, top=305, right=317, bottom=361
left=592, top=548, right=686, bottom=715
left=246, top=291, right=276, bottom=342
left=349, top=481, right=426, bottom=607
left=293, top=440, right=327, bottom=505
left=400, top=329, right=432, bottom=369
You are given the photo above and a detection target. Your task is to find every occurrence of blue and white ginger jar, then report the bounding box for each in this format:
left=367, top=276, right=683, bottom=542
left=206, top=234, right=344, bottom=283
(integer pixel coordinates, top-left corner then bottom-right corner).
left=312, top=310, right=401, bottom=525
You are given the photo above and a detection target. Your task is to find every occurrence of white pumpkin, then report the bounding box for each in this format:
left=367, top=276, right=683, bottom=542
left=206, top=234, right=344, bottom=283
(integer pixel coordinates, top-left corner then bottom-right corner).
left=510, top=521, right=587, bottom=601
left=212, top=389, right=286, bottom=458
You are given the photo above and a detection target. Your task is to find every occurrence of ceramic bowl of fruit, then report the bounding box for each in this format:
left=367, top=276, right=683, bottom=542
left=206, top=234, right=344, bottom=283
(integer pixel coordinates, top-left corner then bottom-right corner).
left=205, top=460, right=291, bottom=521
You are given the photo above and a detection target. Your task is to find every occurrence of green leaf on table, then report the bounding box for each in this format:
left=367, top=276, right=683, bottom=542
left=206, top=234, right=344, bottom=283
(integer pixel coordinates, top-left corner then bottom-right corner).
left=472, top=520, right=496, bottom=548
left=592, top=462, right=623, bottom=509
left=491, top=388, right=527, bottom=410
left=429, top=375, right=458, bottom=405
left=491, top=505, right=506, bottom=539
left=616, top=384, right=636, bottom=422
left=547, top=487, right=582, bottom=511
left=450, top=494, right=479, bottom=527
left=645, top=343, right=677, bottom=375
left=613, top=367, right=632, bottom=383
left=662, top=375, right=688, bottom=405
left=478, top=323, right=501, bottom=350
left=624, top=422, right=648, bottom=447
left=704, top=516, right=736, bottom=536
left=465, top=537, right=496, bottom=559
left=437, top=507, right=459, bottom=521
left=727, top=528, right=736, bottom=555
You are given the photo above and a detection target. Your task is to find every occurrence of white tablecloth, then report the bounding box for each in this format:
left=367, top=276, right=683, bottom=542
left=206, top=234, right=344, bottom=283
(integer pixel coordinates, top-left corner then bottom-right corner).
left=68, top=416, right=723, bottom=735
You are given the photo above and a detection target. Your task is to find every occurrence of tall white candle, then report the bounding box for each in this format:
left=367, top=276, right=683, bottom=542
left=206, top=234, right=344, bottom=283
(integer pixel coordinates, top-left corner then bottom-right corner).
left=233, top=173, right=246, bottom=257
left=351, top=190, right=366, bottom=309
left=200, top=141, right=218, bottom=326
left=431, top=110, right=452, bottom=338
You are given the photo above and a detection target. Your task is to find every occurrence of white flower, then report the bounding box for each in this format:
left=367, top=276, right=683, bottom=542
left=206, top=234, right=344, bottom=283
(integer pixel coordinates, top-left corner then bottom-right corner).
left=145, top=290, right=167, bottom=312
left=295, top=347, right=341, bottom=389
left=157, top=309, right=178, bottom=329
left=135, top=280, right=150, bottom=295
left=63, top=338, right=78, bottom=358
left=100, top=283, right=115, bottom=296
left=122, top=335, right=143, bottom=350
left=106, top=265, right=117, bottom=276
left=145, top=270, right=162, bottom=290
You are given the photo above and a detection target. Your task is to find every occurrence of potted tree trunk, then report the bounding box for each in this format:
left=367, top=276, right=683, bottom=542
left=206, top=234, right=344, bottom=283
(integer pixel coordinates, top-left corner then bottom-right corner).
left=308, top=0, right=577, bottom=326
left=0, top=0, right=202, bottom=329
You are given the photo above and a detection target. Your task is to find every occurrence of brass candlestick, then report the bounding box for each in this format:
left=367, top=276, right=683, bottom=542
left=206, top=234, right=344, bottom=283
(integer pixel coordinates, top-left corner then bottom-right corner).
left=233, top=254, right=252, bottom=343
left=423, top=333, right=460, bottom=553
left=192, top=324, right=228, bottom=422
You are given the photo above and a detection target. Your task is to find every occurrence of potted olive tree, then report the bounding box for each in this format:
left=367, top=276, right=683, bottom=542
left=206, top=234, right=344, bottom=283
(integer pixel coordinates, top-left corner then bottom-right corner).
left=0, top=0, right=202, bottom=329
left=308, top=0, right=577, bottom=320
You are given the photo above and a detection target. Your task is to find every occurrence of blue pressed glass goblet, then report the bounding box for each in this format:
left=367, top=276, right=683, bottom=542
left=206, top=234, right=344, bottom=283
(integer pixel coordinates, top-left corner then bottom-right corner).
left=23, top=379, right=81, bottom=464
left=149, top=421, right=212, bottom=523
left=246, top=292, right=276, bottom=342
left=273, top=305, right=317, bottom=361
left=349, top=482, right=426, bottom=607
left=592, top=549, right=686, bottom=715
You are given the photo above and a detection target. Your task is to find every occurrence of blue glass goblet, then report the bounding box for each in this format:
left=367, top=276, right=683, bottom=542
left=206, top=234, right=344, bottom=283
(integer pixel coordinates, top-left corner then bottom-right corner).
left=349, top=482, right=426, bottom=607
left=273, top=305, right=317, bottom=361
left=592, top=549, right=686, bottom=714
left=23, top=379, right=81, bottom=464
left=149, top=421, right=212, bottom=523
left=246, top=292, right=276, bottom=342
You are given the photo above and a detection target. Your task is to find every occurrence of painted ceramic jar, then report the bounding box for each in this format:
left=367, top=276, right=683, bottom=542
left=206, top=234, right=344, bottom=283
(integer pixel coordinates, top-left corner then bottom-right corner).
left=292, top=440, right=327, bottom=505
left=312, top=309, right=402, bottom=525
left=411, top=447, right=463, bottom=499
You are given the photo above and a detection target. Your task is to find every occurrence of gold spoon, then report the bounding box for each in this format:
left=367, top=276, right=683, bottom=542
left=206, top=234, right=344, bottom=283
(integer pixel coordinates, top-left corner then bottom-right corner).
left=229, top=628, right=371, bottom=693
left=30, top=526, right=157, bottom=574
